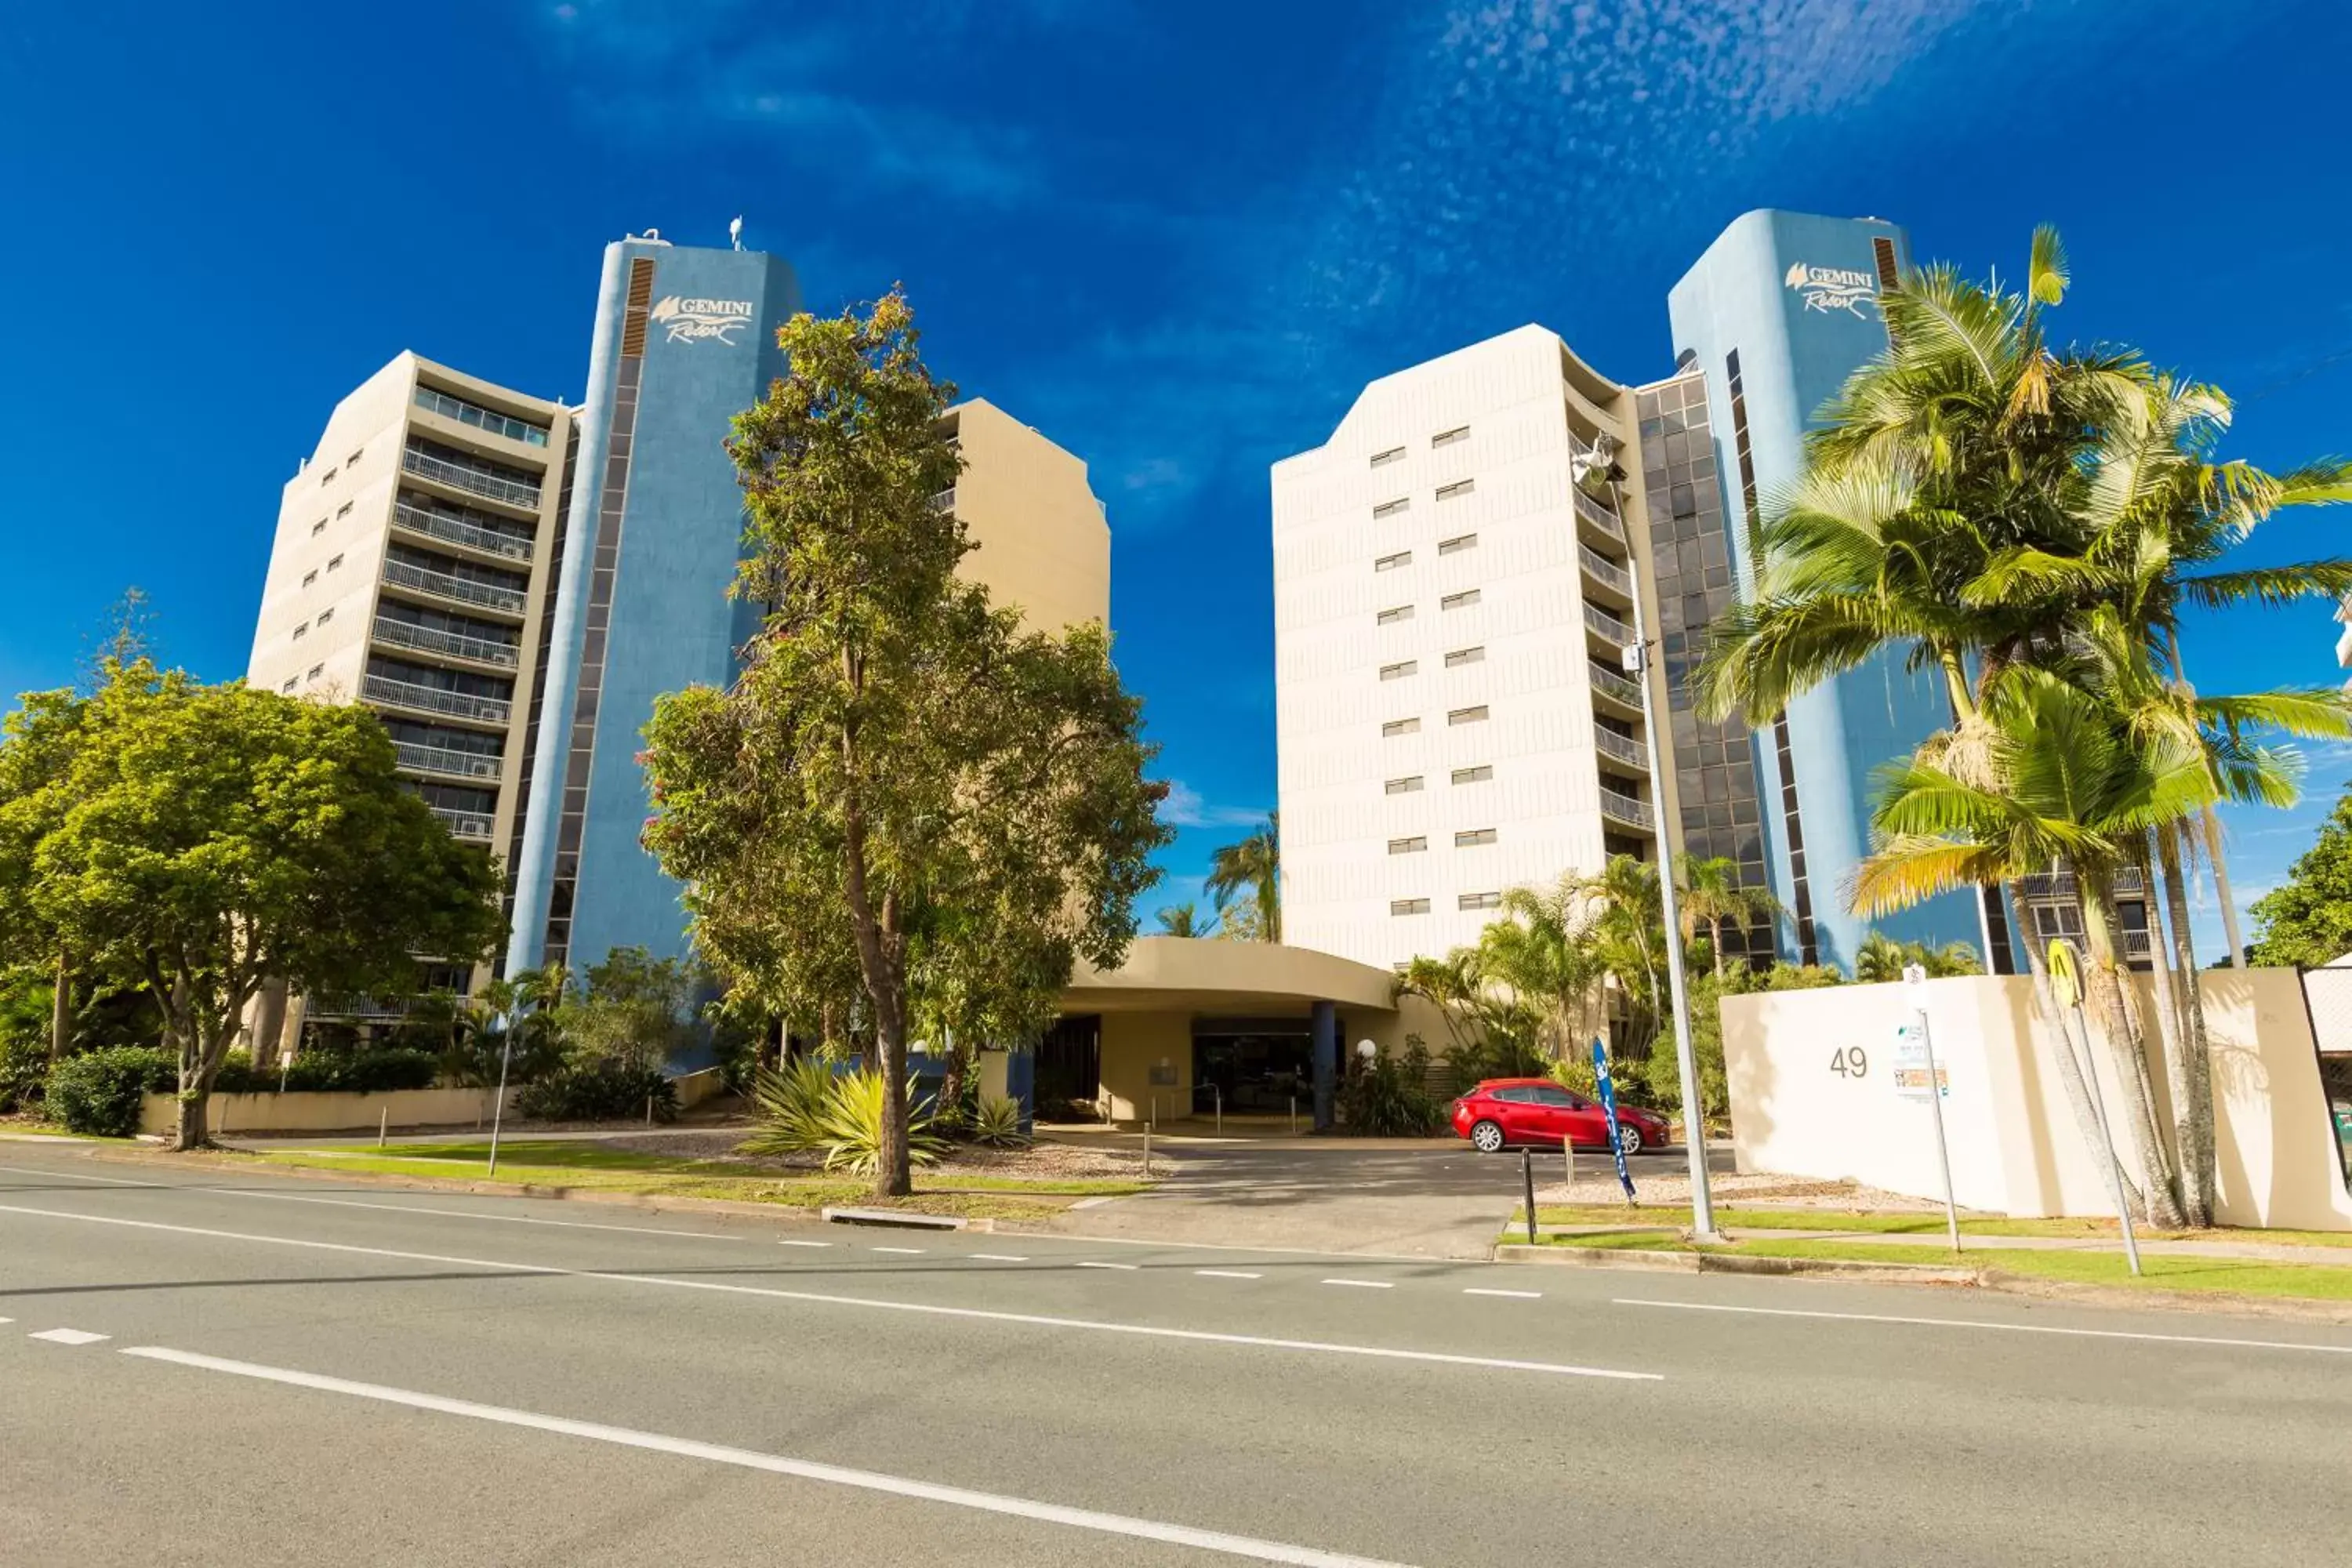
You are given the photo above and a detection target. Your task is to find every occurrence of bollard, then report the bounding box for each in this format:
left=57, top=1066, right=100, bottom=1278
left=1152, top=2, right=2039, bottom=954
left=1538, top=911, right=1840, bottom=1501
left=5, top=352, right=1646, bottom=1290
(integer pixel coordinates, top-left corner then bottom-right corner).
left=1142, top=1124, right=1152, bottom=1180
left=1214, top=1083, right=1222, bottom=1136
left=1565, top=1132, right=1575, bottom=1200
left=1522, top=1149, right=1538, bottom=1245
left=645, top=1094, right=655, bottom=1128
left=379, top=1108, right=387, bottom=1149
left=1289, top=1095, right=1298, bottom=1137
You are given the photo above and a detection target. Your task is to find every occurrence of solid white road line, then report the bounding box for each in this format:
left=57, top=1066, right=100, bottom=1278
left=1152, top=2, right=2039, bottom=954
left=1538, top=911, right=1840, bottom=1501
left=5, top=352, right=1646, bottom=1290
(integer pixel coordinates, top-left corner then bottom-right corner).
left=1075, top=1261, right=1138, bottom=1271
left=0, top=1203, right=1660, bottom=1381
left=1615, top=1297, right=2352, bottom=1356
left=0, top=1163, right=742, bottom=1241
left=1321, top=1279, right=1393, bottom=1290
left=29, top=1328, right=109, bottom=1345
left=1196, top=1270, right=1262, bottom=1280
left=1464, top=1289, right=1542, bottom=1300
left=869, top=1247, right=927, bottom=1255
left=968, top=1254, right=1029, bottom=1263
left=119, top=1345, right=1418, bottom=1568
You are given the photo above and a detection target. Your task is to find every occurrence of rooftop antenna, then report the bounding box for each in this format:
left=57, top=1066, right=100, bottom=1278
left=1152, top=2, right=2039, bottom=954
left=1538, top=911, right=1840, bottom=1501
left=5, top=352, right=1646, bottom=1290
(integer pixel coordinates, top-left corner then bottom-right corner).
left=729, top=216, right=743, bottom=251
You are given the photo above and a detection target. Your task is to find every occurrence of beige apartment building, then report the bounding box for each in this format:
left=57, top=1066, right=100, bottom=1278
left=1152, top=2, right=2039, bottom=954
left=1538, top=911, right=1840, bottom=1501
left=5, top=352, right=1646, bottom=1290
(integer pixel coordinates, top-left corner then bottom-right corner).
left=1272, top=325, right=1693, bottom=972
left=941, top=397, right=1109, bottom=634
left=248, top=352, right=575, bottom=1023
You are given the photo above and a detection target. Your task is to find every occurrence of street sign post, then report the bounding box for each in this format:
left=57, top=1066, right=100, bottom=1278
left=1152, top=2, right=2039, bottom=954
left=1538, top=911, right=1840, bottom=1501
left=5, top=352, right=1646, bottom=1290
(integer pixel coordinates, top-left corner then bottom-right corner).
left=1901, top=964, right=1962, bottom=1254
left=2046, top=938, right=2143, bottom=1276
left=1592, top=1037, right=1637, bottom=1204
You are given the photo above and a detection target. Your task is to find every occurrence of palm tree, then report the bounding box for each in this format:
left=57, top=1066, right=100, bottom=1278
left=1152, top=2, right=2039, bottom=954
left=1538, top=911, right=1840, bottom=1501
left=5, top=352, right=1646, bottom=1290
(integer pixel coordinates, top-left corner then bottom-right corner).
left=1154, top=902, right=1217, bottom=938
left=1204, top=814, right=1279, bottom=944
left=1849, top=931, right=1980, bottom=984
left=1676, top=855, right=1780, bottom=979
left=1476, top=877, right=1610, bottom=1060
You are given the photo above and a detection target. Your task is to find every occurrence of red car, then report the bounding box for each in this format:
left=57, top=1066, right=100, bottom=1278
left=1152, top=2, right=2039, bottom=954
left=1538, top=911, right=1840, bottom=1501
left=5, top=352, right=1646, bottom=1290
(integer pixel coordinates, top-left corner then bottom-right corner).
left=1450, top=1077, right=1671, bottom=1155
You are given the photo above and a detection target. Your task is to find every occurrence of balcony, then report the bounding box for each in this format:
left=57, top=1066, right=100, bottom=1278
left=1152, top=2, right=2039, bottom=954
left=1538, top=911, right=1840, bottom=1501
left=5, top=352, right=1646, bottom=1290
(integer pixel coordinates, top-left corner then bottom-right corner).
left=1579, top=543, right=1633, bottom=604
left=363, top=673, right=511, bottom=726
left=382, top=557, right=528, bottom=618
left=1598, top=784, right=1656, bottom=831
left=395, top=741, right=503, bottom=781
left=1588, top=659, right=1645, bottom=717
left=304, top=993, right=418, bottom=1022
left=930, top=488, right=956, bottom=514
left=402, top=443, right=543, bottom=511
left=1592, top=724, right=1648, bottom=771
left=430, top=805, right=497, bottom=841
left=372, top=616, right=519, bottom=669
left=2016, top=869, right=2147, bottom=901
left=2123, top=928, right=2153, bottom=960
left=393, top=500, right=534, bottom=564
left=1582, top=601, right=1635, bottom=650
left=1570, top=485, right=1625, bottom=546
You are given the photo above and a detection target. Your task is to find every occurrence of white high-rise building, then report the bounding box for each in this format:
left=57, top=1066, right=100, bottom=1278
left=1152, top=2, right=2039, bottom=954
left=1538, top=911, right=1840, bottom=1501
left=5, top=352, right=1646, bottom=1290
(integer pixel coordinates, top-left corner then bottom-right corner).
left=1272, top=326, right=1682, bottom=971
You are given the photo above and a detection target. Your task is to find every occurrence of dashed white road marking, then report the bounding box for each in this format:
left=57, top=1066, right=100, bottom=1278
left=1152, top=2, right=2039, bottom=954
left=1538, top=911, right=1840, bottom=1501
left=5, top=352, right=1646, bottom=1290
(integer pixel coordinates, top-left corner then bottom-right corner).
left=1196, top=1270, right=1262, bottom=1280
left=778, top=1240, right=833, bottom=1249
left=869, top=1246, right=927, bottom=1255
left=0, top=1202, right=1660, bottom=1381
left=1321, top=1279, right=1393, bottom=1290
left=1075, top=1261, right=1138, bottom=1271
left=30, top=1328, right=110, bottom=1345
left=0, top=1163, right=151, bottom=1185
left=120, top=1345, right=1420, bottom=1568
left=1615, top=1297, right=2352, bottom=1356
left=968, top=1254, right=1029, bottom=1263
left=1464, top=1288, right=1542, bottom=1300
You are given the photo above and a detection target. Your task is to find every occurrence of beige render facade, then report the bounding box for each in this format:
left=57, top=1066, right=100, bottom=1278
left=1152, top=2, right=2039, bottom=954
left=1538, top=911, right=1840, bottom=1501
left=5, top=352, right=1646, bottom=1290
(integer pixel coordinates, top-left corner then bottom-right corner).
left=248, top=352, right=574, bottom=1022
left=942, top=397, right=1109, bottom=633
left=1272, top=325, right=1687, bottom=972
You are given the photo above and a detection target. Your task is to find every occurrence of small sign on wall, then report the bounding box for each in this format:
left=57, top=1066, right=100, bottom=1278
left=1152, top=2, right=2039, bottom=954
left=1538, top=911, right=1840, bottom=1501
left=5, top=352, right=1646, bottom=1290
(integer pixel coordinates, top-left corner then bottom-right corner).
left=1892, top=1022, right=1949, bottom=1101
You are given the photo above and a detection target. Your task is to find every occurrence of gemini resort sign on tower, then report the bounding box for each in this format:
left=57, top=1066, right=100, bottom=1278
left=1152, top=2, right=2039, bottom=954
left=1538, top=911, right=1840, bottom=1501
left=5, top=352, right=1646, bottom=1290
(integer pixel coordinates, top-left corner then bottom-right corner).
left=1783, top=262, right=1877, bottom=318
left=648, top=296, right=755, bottom=346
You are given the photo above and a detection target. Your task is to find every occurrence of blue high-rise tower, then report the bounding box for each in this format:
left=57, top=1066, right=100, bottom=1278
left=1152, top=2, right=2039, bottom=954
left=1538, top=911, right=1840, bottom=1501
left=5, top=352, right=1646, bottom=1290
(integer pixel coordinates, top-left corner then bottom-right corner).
left=505, top=233, right=802, bottom=978
left=1668, top=210, right=2011, bottom=973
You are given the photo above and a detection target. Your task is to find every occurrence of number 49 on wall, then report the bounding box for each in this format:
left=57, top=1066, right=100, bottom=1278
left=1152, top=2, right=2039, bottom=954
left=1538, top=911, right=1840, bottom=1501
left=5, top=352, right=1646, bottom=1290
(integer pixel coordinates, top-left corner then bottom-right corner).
left=1828, top=1045, right=1868, bottom=1078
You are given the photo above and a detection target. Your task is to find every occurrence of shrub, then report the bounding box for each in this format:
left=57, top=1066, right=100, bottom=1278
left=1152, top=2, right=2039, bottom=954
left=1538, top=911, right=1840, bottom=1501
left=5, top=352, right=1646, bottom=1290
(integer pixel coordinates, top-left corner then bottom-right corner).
left=967, top=1093, right=1029, bottom=1149
left=210, top=1047, right=440, bottom=1095
left=812, top=1069, right=946, bottom=1175
left=739, top=1055, right=839, bottom=1156
left=514, top=1065, right=678, bottom=1124
left=44, top=1046, right=175, bottom=1137
left=1339, top=1042, right=1445, bottom=1137
left=2, top=1032, right=50, bottom=1113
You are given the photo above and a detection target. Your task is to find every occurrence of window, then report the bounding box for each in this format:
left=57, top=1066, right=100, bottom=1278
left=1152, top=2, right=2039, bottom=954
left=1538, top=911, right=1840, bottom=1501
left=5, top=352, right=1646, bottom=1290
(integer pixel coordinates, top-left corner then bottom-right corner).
left=347, top=448, right=364, bottom=466
left=1370, top=446, right=1406, bottom=468
left=1438, top=533, right=1477, bottom=556
left=1372, top=496, right=1410, bottom=519
left=1379, top=659, right=1417, bottom=681
left=1375, top=604, right=1413, bottom=626
left=315, top=608, right=334, bottom=625
left=327, top=554, right=345, bottom=572
left=336, top=501, right=354, bottom=518
left=1374, top=550, right=1411, bottom=572
left=1459, top=891, right=1503, bottom=911
left=1432, top=426, right=1469, bottom=448
left=1436, top=478, right=1475, bottom=501
left=1390, top=898, right=1432, bottom=916
left=291, top=623, right=308, bottom=641
left=307, top=663, right=325, bottom=681
left=1385, top=775, right=1425, bottom=795
left=1440, top=589, right=1480, bottom=611
left=1452, top=764, right=1494, bottom=785
left=1381, top=717, right=1421, bottom=738
left=310, top=519, right=327, bottom=536
left=1455, top=828, right=1497, bottom=848
left=321, top=467, right=339, bottom=485
left=1447, top=705, right=1489, bottom=725
left=280, top=677, right=297, bottom=694
left=1388, top=836, right=1428, bottom=855
left=1444, top=645, right=1485, bottom=668
left=302, top=570, right=318, bottom=588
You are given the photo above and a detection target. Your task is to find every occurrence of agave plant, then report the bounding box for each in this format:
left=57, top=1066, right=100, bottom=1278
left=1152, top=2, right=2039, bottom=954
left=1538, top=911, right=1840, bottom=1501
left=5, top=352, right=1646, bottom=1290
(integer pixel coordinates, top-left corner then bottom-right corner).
left=967, top=1093, right=1030, bottom=1149
left=815, top=1069, right=948, bottom=1175
left=739, top=1054, right=840, bottom=1157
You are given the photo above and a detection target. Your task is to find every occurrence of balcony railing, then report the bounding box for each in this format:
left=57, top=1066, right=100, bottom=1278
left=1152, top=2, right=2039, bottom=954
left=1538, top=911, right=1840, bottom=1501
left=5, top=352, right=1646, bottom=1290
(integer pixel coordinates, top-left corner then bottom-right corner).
left=372, top=616, right=519, bottom=669
left=2123, top=928, right=2153, bottom=960
left=929, top=488, right=956, bottom=514
left=1598, top=785, right=1655, bottom=829
left=383, top=557, right=528, bottom=617
left=1570, top=485, right=1624, bottom=539
left=1578, top=543, right=1632, bottom=597
left=1592, top=724, right=1648, bottom=771
left=396, top=741, right=503, bottom=781
left=1583, top=602, right=1635, bottom=646
left=2016, top=869, right=2147, bottom=900
left=402, top=445, right=543, bottom=510
left=393, top=500, right=534, bottom=563
left=363, top=673, right=511, bottom=725
left=1588, top=660, right=1643, bottom=709
left=304, top=993, right=418, bottom=1022
left=430, top=805, right=497, bottom=841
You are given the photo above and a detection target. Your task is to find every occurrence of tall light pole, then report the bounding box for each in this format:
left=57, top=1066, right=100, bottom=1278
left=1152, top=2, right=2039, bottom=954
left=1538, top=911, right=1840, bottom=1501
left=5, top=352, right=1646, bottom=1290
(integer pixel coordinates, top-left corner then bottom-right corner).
left=1577, top=433, right=1719, bottom=1243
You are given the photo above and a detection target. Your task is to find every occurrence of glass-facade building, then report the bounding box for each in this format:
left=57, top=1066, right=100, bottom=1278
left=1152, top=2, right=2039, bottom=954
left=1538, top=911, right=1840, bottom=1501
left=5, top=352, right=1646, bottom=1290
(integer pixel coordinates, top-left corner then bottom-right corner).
left=505, top=236, right=804, bottom=977
left=1667, top=209, right=2010, bottom=971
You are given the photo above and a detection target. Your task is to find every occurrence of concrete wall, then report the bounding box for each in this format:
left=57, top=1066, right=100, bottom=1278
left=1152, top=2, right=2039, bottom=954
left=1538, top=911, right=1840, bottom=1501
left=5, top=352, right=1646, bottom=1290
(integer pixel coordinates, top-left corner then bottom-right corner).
left=1098, top=1011, right=1193, bottom=1124
left=140, top=1087, right=517, bottom=1136
left=1722, top=970, right=2352, bottom=1229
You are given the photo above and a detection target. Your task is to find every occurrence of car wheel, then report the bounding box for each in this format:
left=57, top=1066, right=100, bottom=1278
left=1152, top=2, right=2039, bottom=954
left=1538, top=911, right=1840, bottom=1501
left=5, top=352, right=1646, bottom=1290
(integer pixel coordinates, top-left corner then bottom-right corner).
left=1616, top=1123, right=1645, bottom=1155
left=1469, top=1120, right=1505, bottom=1153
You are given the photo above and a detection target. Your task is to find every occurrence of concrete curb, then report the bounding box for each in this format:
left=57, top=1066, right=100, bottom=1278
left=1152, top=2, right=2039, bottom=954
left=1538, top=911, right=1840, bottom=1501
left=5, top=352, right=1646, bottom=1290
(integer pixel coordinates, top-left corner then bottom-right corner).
left=1493, top=1243, right=1979, bottom=1285
left=822, top=1206, right=967, bottom=1231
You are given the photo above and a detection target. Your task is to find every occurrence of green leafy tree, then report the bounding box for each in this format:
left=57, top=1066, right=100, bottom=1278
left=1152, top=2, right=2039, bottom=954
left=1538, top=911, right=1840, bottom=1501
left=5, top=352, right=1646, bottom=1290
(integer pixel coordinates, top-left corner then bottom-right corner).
left=1852, top=931, right=1981, bottom=983
left=641, top=290, right=1171, bottom=1199
left=554, top=946, right=698, bottom=1075
left=0, top=661, right=503, bottom=1147
left=1154, top=902, right=1217, bottom=938
left=2249, top=788, right=2352, bottom=967
left=1204, top=815, right=1279, bottom=943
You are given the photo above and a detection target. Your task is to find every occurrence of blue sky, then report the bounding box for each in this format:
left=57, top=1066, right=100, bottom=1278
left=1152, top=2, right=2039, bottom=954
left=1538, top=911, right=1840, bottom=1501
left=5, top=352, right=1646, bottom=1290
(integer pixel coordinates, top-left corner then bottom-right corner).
left=4, top=0, right=2350, bottom=956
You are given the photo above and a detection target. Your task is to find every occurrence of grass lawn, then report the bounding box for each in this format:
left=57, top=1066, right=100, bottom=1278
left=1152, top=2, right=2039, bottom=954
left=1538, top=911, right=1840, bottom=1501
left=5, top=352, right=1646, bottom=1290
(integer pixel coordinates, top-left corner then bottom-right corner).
left=1524, top=1203, right=2352, bottom=1250
left=1519, top=1230, right=2352, bottom=1301
left=237, top=1139, right=1152, bottom=1224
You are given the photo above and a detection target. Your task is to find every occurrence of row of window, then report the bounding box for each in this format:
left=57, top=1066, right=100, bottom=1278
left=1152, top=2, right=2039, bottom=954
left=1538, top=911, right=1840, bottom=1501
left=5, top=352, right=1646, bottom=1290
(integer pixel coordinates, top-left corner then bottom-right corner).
left=1381, top=705, right=1488, bottom=739
left=317, top=445, right=365, bottom=486
left=1370, top=477, right=1475, bottom=518
left=289, top=604, right=337, bottom=642
left=1388, top=828, right=1498, bottom=854
left=1374, top=587, right=1481, bottom=625
left=1369, top=426, right=1471, bottom=468
left=1379, top=644, right=1485, bottom=683
left=1385, top=764, right=1494, bottom=793
left=1392, top=892, right=1501, bottom=916
left=278, top=664, right=325, bottom=693
left=308, top=499, right=357, bottom=538
left=1374, top=533, right=1477, bottom=573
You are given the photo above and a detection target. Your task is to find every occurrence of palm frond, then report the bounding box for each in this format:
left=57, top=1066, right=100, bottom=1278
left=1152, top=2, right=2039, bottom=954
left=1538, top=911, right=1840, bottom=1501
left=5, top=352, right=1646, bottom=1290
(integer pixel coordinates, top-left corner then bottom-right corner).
left=2176, top=560, right=2352, bottom=611
left=2026, top=225, right=2069, bottom=308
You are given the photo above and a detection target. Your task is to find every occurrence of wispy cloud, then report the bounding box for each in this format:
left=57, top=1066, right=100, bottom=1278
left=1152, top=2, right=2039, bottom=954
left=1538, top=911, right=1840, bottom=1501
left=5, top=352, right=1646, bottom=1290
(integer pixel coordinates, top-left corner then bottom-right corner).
left=1156, top=780, right=1268, bottom=830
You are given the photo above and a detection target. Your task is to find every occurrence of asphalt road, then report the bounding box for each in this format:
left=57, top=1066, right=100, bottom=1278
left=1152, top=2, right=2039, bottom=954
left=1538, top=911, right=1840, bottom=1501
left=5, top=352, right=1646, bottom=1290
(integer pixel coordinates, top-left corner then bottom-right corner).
left=3, top=1143, right=2348, bottom=1566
